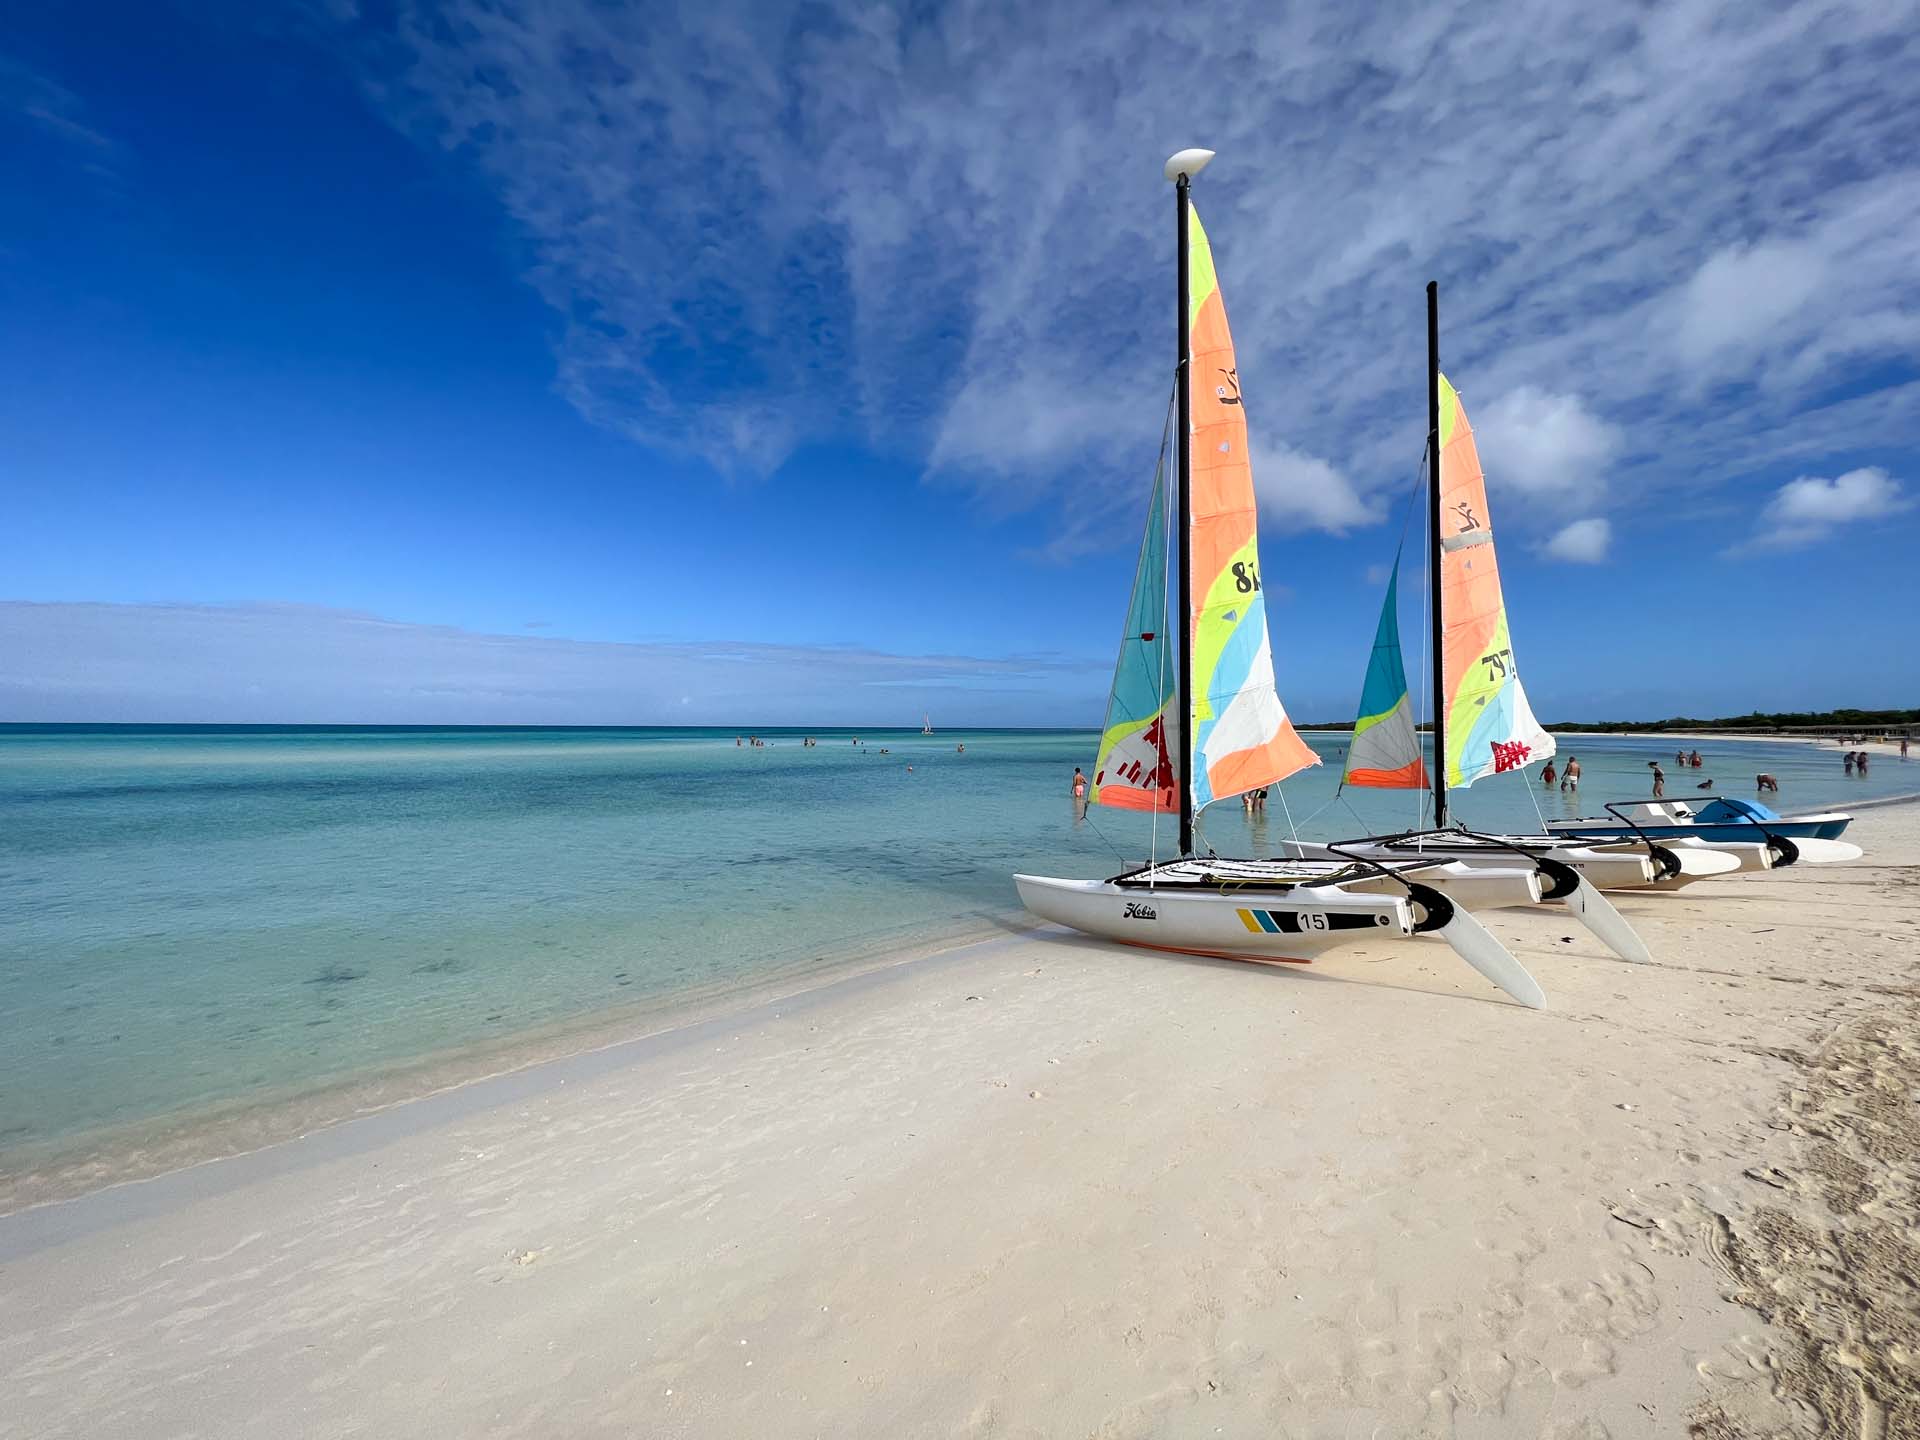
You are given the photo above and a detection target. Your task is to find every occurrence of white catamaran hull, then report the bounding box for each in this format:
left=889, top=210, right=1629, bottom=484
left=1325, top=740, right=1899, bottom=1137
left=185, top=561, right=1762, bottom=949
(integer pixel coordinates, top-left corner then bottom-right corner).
left=1013, top=874, right=1412, bottom=962
left=1276, top=838, right=1658, bottom=895
left=1015, top=860, right=1549, bottom=1007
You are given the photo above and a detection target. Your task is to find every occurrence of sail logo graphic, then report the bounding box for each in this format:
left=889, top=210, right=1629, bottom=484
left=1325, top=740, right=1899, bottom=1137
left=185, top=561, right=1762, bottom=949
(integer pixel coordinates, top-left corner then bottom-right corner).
left=1491, top=739, right=1532, bottom=773
left=1122, top=902, right=1158, bottom=921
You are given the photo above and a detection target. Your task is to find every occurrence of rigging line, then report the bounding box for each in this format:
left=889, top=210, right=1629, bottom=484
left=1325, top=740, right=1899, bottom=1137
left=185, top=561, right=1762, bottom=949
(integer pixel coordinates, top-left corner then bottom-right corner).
left=1147, top=377, right=1178, bottom=886
left=1527, top=771, right=1550, bottom=831
left=1080, top=807, right=1134, bottom=868
left=1276, top=783, right=1301, bottom=847
left=1292, top=790, right=1343, bottom=832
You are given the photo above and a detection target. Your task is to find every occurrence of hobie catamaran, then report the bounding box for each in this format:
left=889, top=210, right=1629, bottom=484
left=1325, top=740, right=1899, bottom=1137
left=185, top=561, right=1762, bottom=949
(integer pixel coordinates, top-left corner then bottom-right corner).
left=1276, top=287, right=1787, bottom=910
left=1015, top=151, right=1551, bottom=1009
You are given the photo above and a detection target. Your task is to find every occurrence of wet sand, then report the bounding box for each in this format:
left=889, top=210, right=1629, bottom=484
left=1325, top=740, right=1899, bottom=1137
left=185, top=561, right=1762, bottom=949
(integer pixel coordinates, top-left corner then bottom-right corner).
left=2, top=806, right=1916, bottom=1437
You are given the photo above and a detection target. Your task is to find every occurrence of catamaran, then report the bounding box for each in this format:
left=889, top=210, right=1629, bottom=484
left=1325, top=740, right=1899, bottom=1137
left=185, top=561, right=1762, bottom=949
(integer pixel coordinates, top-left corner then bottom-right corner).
left=1547, top=798, right=1859, bottom=860
left=1015, top=150, right=1553, bottom=1009
left=1272, top=285, right=1853, bottom=905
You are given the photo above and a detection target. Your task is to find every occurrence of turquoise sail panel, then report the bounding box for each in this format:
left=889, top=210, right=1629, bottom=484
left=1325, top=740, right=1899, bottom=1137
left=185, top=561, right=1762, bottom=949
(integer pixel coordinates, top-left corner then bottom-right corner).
left=1343, top=550, right=1429, bottom=789
left=1089, top=460, right=1177, bottom=812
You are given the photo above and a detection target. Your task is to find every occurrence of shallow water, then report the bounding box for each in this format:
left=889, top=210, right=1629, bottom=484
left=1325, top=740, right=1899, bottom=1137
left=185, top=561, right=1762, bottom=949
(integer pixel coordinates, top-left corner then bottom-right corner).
left=0, top=724, right=1906, bottom=1167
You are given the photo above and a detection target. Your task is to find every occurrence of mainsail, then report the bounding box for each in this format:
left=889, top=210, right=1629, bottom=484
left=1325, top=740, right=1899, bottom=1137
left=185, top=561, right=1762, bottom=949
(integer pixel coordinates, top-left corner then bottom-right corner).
left=1342, top=550, right=1429, bottom=789
left=1185, top=205, right=1318, bottom=809
left=1436, top=373, right=1553, bottom=787
left=1090, top=459, right=1177, bottom=812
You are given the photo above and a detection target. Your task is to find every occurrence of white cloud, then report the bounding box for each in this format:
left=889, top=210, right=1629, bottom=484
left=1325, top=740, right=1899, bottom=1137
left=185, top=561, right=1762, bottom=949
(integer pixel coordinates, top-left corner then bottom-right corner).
left=1542, top=517, right=1613, bottom=564
left=1670, top=238, right=1825, bottom=369
left=1251, top=442, right=1382, bottom=535
left=1739, top=467, right=1910, bottom=551
left=1471, top=387, right=1623, bottom=508
left=320, top=0, right=1920, bottom=547
left=0, top=602, right=1104, bottom=725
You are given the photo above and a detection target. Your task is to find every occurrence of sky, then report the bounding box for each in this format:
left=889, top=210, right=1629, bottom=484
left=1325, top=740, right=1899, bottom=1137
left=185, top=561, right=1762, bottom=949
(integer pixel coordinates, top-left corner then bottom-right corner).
left=2, top=0, right=1917, bottom=727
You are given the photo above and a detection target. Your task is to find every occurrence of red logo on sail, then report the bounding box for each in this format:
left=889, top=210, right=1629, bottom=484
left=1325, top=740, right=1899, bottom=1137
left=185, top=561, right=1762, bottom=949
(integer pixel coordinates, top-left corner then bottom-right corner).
left=1490, top=740, right=1531, bottom=773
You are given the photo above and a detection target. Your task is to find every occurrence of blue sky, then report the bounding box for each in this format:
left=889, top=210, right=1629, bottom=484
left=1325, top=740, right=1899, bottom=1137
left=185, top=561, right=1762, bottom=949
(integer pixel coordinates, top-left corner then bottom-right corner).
left=2, top=0, right=1916, bottom=726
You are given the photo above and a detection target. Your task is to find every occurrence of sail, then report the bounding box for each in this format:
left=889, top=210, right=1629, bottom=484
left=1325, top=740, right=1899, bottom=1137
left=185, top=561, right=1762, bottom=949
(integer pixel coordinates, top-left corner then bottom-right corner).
left=1437, top=372, right=1554, bottom=787
left=1185, top=204, right=1319, bottom=810
left=1343, top=551, right=1429, bottom=789
left=1090, top=458, right=1178, bottom=812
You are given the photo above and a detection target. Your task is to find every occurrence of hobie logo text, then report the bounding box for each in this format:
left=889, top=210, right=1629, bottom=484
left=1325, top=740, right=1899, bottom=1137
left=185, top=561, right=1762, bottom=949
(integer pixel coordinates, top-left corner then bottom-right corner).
left=1122, top=903, right=1157, bottom=921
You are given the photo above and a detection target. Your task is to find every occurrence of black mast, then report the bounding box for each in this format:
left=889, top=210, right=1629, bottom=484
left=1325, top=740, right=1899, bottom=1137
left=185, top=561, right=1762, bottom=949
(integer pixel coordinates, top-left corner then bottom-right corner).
left=1176, top=172, right=1195, bottom=857
left=1427, top=280, right=1448, bottom=829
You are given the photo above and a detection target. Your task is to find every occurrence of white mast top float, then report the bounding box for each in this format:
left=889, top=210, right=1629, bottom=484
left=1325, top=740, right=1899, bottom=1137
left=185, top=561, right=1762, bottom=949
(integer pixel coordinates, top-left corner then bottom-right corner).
left=1163, top=148, right=1215, bottom=183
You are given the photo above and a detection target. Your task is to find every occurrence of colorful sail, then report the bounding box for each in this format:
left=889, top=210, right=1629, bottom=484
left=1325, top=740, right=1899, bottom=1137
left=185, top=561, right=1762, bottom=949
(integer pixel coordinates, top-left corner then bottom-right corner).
left=1343, top=549, right=1429, bottom=789
left=1185, top=205, right=1318, bottom=809
left=1437, top=372, right=1553, bottom=787
left=1090, top=458, right=1178, bottom=813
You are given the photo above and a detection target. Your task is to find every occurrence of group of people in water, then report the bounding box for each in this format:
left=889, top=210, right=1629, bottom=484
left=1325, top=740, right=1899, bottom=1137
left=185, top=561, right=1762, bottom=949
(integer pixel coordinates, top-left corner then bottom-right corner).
left=1844, top=750, right=1872, bottom=776
left=733, top=734, right=960, bottom=763
left=1539, top=755, right=1582, bottom=791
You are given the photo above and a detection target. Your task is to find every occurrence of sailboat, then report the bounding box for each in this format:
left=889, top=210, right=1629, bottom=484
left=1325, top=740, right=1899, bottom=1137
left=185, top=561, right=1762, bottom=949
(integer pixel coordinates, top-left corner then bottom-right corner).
left=922, top=714, right=935, bottom=735
left=1015, top=150, right=1552, bottom=1009
left=1277, top=285, right=1830, bottom=907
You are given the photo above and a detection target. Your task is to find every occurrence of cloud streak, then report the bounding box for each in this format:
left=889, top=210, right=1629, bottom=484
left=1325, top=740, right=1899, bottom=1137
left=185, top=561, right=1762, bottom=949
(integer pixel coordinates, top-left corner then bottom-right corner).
left=320, top=0, right=1918, bottom=553
left=1733, top=466, right=1911, bottom=552
left=0, top=602, right=1105, bottom=725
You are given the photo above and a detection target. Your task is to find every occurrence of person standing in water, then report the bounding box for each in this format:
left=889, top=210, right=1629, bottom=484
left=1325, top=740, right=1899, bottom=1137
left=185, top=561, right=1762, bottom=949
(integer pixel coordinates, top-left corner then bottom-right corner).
left=1541, top=760, right=1557, bottom=786
left=1561, top=755, right=1580, bottom=791
left=1649, top=760, right=1665, bottom=797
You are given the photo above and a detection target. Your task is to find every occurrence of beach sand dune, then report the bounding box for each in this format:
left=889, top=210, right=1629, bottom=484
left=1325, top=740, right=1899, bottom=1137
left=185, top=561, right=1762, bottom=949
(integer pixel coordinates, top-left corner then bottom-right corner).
left=2, top=809, right=1916, bottom=1437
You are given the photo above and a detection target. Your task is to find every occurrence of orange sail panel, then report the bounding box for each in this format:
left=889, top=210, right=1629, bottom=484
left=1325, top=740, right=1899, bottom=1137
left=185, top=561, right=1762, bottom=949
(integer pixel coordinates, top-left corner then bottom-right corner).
left=1185, top=205, right=1318, bottom=809
left=1436, top=373, right=1553, bottom=787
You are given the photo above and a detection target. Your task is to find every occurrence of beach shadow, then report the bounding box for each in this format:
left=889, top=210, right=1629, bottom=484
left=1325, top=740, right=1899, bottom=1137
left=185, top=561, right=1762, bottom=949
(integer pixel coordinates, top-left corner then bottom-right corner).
left=1022, top=926, right=1540, bottom=1010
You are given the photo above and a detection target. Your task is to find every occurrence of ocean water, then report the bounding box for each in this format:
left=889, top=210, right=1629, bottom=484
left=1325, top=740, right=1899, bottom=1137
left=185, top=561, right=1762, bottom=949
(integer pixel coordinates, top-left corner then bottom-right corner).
left=1, top=724, right=1908, bottom=1177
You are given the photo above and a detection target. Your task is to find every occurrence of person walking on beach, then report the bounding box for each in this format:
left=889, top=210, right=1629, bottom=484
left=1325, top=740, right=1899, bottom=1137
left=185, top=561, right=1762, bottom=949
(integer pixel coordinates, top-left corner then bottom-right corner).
left=1902, top=736, right=1910, bottom=759
left=1561, top=755, right=1580, bottom=791
left=1649, top=760, right=1665, bottom=798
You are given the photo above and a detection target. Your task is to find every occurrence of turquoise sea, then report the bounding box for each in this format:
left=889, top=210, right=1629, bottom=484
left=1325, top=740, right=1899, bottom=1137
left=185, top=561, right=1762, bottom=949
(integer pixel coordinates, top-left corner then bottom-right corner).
left=1, top=723, right=1909, bottom=1186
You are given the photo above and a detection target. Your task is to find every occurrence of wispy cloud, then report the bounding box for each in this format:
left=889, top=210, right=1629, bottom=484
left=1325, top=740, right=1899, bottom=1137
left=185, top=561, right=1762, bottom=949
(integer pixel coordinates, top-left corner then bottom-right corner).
left=1, top=55, right=121, bottom=167
left=1472, top=387, right=1623, bottom=516
left=1732, top=466, right=1911, bottom=553
left=0, top=602, right=1104, bottom=724
left=1542, top=517, right=1613, bottom=565
left=325, top=0, right=1919, bottom=549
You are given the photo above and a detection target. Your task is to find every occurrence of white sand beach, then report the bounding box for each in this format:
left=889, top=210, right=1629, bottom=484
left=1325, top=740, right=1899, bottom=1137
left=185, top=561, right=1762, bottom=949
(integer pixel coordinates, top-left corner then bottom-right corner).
left=3, top=807, right=1916, bottom=1438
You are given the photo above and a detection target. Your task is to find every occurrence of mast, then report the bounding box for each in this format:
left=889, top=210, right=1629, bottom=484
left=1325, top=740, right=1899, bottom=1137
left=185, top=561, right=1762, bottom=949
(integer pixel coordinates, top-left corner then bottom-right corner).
left=1426, top=280, right=1447, bottom=828
left=1163, top=148, right=1212, bottom=856
left=1175, top=173, right=1194, bottom=856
